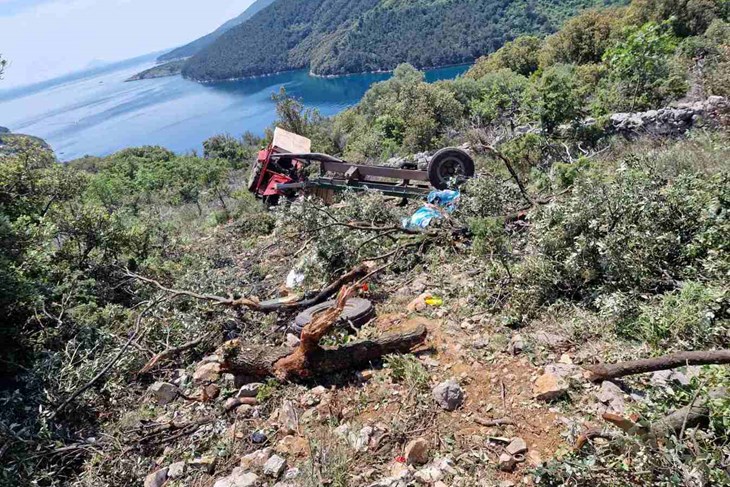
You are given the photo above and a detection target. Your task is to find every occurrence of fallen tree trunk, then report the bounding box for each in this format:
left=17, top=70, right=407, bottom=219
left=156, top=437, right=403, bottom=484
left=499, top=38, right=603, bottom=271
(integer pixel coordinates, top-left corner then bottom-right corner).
left=584, top=350, right=730, bottom=382
left=219, top=285, right=428, bottom=381
left=221, top=324, right=427, bottom=381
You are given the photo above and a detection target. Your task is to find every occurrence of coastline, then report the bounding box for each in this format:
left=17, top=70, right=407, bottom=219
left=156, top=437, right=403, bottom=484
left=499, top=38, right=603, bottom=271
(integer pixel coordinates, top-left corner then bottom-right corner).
left=186, top=61, right=474, bottom=85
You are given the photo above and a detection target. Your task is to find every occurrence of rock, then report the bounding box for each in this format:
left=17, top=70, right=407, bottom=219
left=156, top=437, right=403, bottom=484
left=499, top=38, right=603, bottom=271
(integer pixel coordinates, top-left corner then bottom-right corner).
left=204, top=383, right=221, bottom=400
left=148, top=382, right=178, bottom=405
left=498, top=453, right=517, bottom=472
left=285, top=333, right=301, bottom=348
left=407, top=292, right=432, bottom=313
left=404, top=437, right=430, bottom=465
left=240, top=447, right=272, bottom=471
left=414, top=466, right=443, bottom=483
left=284, top=467, right=300, bottom=480
left=213, top=468, right=259, bottom=487
left=472, top=337, right=490, bottom=349
left=432, top=380, right=464, bottom=411
left=334, top=423, right=351, bottom=439
left=529, top=331, right=569, bottom=349
left=194, top=362, right=221, bottom=383
left=544, top=363, right=582, bottom=381
left=237, top=383, right=264, bottom=398
left=167, top=461, right=186, bottom=479
left=144, top=468, right=168, bottom=487
left=275, top=435, right=308, bottom=457
left=263, top=454, right=287, bottom=478
left=349, top=425, right=374, bottom=452
left=505, top=437, right=528, bottom=455
left=533, top=372, right=569, bottom=401
left=595, top=381, right=626, bottom=414
left=302, top=385, right=327, bottom=407
left=251, top=431, right=267, bottom=444
left=507, top=334, right=524, bottom=355
left=278, top=400, right=299, bottom=434
left=190, top=456, right=216, bottom=472
left=499, top=481, right=516, bottom=487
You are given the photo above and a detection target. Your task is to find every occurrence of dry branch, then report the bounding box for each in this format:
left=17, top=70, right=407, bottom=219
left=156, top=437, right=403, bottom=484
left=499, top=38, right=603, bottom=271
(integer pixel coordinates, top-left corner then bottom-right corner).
left=584, top=350, right=730, bottom=382
left=124, top=264, right=370, bottom=313
left=138, top=332, right=213, bottom=375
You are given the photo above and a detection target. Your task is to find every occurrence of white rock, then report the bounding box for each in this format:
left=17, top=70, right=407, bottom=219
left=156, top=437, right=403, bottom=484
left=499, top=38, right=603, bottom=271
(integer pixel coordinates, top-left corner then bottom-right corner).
left=405, top=437, right=429, bottom=465
left=263, top=454, right=287, bottom=478
left=167, top=461, right=186, bottom=479
left=505, top=437, right=528, bottom=455
left=213, top=468, right=259, bottom=487
left=237, top=383, right=264, bottom=398
left=414, top=466, right=443, bottom=483
left=278, top=400, right=299, bottom=434
left=148, top=382, right=178, bottom=405
left=240, top=448, right=272, bottom=471
left=193, top=362, right=221, bottom=383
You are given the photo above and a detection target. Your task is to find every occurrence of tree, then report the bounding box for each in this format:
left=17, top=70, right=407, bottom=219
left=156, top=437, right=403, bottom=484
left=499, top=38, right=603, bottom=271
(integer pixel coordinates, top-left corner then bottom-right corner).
left=603, top=22, right=687, bottom=110
left=467, top=36, right=543, bottom=78
left=629, top=0, right=727, bottom=37
left=530, top=64, right=584, bottom=133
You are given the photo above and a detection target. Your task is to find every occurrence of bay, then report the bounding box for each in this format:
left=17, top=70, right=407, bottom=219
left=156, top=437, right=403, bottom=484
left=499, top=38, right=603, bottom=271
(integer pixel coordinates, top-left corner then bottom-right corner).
left=0, top=57, right=469, bottom=161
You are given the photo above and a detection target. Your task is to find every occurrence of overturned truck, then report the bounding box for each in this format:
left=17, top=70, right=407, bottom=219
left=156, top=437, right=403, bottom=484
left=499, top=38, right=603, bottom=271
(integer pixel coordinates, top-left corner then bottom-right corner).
left=248, top=128, right=475, bottom=203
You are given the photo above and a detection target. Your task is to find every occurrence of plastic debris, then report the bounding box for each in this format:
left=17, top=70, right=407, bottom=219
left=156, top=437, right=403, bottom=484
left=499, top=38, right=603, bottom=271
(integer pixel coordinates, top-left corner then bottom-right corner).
left=402, top=190, right=460, bottom=230
left=424, top=296, right=443, bottom=307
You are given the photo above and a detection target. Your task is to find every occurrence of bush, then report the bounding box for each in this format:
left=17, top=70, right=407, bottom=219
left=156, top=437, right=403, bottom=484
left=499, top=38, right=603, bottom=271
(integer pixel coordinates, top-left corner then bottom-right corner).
left=467, top=36, right=543, bottom=78
left=539, top=8, right=626, bottom=66
left=529, top=64, right=585, bottom=133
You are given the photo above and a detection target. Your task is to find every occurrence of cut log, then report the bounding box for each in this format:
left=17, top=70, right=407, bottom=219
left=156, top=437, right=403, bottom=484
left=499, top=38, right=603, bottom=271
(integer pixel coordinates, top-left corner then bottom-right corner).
left=221, top=325, right=427, bottom=381
left=584, top=350, right=730, bottom=382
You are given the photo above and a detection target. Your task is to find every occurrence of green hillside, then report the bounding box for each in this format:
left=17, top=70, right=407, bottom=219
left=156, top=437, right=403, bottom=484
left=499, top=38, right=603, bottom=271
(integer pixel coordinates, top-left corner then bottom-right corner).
left=182, top=0, right=626, bottom=81
left=157, top=0, right=276, bottom=62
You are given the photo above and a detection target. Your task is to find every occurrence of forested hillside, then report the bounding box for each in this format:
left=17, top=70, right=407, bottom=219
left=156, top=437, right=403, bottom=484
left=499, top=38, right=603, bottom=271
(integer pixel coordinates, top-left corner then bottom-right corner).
left=182, top=0, right=626, bottom=81
left=157, top=0, right=276, bottom=62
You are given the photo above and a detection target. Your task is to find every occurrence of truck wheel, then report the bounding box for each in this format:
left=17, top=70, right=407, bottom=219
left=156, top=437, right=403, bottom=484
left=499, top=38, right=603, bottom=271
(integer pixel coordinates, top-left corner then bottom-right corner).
left=427, top=148, right=475, bottom=190
left=290, top=298, right=375, bottom=336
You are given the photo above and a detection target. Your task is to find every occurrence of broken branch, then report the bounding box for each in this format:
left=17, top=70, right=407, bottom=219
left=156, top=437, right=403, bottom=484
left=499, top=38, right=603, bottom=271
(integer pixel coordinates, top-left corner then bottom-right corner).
left=584, top=349, right=730, bottom=382
left=137, top=331, right=213, bottom=375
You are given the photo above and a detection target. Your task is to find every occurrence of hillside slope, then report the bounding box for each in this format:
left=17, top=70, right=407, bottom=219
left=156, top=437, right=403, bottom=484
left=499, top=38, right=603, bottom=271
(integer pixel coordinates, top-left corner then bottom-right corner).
left=158, top=0, right=276, bottom=62
left=182, top=0, right=625, bottom=81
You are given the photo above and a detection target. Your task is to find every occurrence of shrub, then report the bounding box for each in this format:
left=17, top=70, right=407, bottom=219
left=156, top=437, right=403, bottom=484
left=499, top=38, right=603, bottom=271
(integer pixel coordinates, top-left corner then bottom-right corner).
left=467, top=36, right=543, bottom=78
left=529, top=64, right=585, bottom=133
left=539, top=8, right=626, bottom=67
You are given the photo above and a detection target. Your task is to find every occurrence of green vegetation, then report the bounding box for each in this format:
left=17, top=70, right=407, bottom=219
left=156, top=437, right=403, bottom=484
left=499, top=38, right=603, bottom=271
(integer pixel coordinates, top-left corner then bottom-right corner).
left=182, top=0, right=625, bottom=81
left=1, top=0, right=729, bottom=485
left=125, top=59, right=185, bottom=82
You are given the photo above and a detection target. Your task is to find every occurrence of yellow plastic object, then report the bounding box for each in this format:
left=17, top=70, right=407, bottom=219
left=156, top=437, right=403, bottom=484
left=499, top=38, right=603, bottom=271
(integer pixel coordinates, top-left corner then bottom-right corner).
left=424, top=296, right=443, bottom=307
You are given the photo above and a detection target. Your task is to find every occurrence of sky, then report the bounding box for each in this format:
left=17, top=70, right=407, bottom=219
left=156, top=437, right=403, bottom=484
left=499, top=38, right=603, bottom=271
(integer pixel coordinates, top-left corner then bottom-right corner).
left=0, top=0, right=255, bottom=88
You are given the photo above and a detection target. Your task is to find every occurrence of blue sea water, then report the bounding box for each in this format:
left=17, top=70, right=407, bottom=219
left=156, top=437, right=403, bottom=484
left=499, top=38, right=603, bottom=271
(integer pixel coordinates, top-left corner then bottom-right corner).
left=0, top=58, right=469, bottom=161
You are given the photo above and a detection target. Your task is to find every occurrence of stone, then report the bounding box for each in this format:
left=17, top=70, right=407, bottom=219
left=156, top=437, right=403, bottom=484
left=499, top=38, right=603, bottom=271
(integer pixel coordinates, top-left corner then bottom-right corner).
left=237, top=383, right=264, bottom=398
left=285, top=333, right=301, bottom=348
left=190, top=455, right=216, bottom=472
left=213, top=468, right=259, bottom=487
left=507, top=335, right=524, bottom=355
left=404, top=437, right=430, bottom=465
left=529, top=331, right=569, bottom=349
left=432, top=380, right=464, bottom=411
left=204, top=383, right=221, bottom=400
left=498, top=453, right=517, bottom=472
left=148, top=382, right=178, bottom=405
left=533, top=372, right=569, bottom=401
left=284, top=467, right=300, bottom=480
left=349, top=426, right=373, bottom=452
left=194, top=362, right=221, bottom=383
left=544, top=363, right=582, bottom=381
left=407, top=292, right=432, bottom=313
left=595, top=381, right=626, bottom=414
left=263, top=454, right=287, bottom=478
left=275, top=435, right=308, bottom=457
left=302, top=385, right=327, bottom=407
left=144, top=468, right=168, bottom=487
left=278, top=400, right=299, bottom=434
left=240, top=448, right=272, bottom=471
left=505, top=437, right=528, bottom=456
left=167, top=461, right=186, bottom=479
left=414, top=466, right=443, bottom=483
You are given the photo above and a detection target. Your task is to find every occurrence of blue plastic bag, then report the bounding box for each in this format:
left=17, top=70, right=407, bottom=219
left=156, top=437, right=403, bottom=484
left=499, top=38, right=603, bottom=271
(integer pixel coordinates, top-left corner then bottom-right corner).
left=402, top=190, right=460, bottom=229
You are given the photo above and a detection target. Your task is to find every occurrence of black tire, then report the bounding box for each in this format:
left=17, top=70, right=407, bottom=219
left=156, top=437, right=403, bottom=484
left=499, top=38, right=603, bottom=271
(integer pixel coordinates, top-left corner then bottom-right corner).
left=290, top=298, right=375, bottom=336
left=427, top=148, right=475, bottom=190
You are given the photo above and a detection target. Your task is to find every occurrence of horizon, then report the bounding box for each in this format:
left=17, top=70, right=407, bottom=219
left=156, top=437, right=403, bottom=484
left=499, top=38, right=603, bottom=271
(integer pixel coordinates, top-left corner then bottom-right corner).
left=0, top=0, right=255, bottom=89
